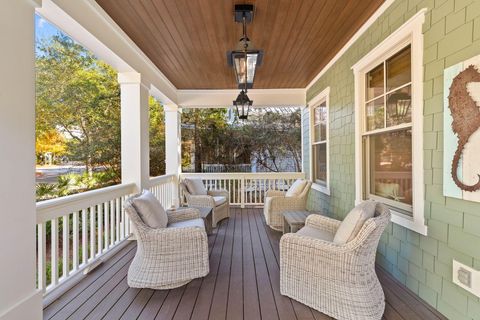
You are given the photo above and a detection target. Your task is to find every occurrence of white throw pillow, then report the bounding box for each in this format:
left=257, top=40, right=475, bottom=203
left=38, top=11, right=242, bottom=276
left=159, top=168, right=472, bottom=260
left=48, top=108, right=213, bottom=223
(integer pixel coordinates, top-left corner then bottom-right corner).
left=333, top=201, right=376, bottom=244
left=185, top=178, right=208, bottom=195
left=131, top=190, right=168, bottom=228
left=285, top=179, right=307, bottom=197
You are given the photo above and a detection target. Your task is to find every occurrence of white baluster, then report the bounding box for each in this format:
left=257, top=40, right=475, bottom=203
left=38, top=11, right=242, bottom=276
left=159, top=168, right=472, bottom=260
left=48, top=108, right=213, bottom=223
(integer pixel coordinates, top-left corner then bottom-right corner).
left=37, top=223, right=46, bottom=291
left=89, top=206, right=96, bottom=260
left=81, top=209, right=87, bottom=265
left=62, top=215, right=70, bottom=279
left=51, top=218, right=58, bottom=286
left=72, top=211, right=79, bottom=271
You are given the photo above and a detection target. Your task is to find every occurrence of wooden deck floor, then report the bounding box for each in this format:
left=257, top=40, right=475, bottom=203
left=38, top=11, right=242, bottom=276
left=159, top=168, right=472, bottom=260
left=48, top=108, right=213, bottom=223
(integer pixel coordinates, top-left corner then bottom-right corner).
left=43, top=208, right=446, bottom=320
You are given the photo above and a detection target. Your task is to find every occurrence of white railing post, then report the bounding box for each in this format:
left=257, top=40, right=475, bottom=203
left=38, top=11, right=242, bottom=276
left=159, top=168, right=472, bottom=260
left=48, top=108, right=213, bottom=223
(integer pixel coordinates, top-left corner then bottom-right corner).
left=119, top=72, right=150, bottom=193
left=164, top=104, right=181, bottom=206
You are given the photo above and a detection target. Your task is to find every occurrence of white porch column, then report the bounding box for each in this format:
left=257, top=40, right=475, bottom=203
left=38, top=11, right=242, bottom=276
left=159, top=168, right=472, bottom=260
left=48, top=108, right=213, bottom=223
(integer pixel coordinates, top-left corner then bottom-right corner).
left=0, top=1, right=42, bottom=320
left=164, top=104, right=181, bottom=206
left=118, top=72, right=150, bottom=192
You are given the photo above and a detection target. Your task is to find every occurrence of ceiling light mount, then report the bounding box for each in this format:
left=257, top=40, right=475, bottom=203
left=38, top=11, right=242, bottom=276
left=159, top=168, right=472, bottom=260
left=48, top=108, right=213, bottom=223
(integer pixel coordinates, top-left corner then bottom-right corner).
left=227, top=4, right=263, bottom=90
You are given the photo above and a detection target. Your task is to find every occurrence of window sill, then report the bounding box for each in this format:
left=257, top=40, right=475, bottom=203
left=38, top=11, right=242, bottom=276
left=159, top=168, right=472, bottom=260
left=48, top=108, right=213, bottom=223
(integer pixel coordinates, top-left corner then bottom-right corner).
left=311, top=183, right=330, bottom=196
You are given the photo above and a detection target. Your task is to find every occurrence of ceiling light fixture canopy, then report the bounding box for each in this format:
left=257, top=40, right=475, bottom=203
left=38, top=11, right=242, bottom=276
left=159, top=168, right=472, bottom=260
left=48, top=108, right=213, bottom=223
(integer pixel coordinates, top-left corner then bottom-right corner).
left=227, top=4, right=263, bottom=90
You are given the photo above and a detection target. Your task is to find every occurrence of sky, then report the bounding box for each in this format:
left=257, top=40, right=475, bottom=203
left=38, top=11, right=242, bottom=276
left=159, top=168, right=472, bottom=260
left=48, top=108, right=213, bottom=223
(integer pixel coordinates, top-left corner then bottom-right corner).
left=35, top=14, right=61, bottom=43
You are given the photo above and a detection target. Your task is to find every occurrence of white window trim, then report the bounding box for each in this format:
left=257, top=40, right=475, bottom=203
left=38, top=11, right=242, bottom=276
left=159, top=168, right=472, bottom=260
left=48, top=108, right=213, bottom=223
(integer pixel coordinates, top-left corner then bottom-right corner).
left=352, top=9, right=427, bottom=235
left=308, top=87, right=330, bottom=195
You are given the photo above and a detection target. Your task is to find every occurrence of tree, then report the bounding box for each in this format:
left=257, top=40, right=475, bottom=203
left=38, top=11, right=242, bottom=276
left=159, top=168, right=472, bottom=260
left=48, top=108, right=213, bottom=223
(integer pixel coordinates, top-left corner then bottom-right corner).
left=180, top=108, right=302, bottom=173
left=181, top=108, right=229, bottom=172
left=149, top=97, right=166, bottom=176
left=36, top=129, right=67, bottom=164
left=36, top=34, right=121, bottom=180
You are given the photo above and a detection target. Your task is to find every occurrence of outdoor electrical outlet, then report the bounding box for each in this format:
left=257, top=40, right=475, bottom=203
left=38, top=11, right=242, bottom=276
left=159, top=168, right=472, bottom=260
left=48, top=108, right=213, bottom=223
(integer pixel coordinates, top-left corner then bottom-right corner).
left=457, top=267, right=472, bottom=287
left=453, top=260, right=480, bottom=298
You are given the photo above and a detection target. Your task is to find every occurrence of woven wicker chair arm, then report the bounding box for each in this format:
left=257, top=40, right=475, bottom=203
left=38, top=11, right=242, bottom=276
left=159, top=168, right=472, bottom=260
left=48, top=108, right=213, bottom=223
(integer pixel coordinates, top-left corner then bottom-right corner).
left=166, top=207, right=200, bottom=223
left=270, top=196, right=305, bottom=209
left=185, top=194, right=215, bottom=207
left=144, top=226, right=206, bottom=245
left=208, top=189, right=229, bottom=198
left=281, top=232, right=352, bottom=255
left=306, top=214, right=341, bottom=234
left=266, top=190, right=286, bottom=197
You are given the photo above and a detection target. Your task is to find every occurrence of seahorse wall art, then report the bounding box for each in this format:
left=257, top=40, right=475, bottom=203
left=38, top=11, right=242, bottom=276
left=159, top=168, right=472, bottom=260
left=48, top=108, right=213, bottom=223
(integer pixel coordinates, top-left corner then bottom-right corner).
left=448, top=64, right=480, bottom=192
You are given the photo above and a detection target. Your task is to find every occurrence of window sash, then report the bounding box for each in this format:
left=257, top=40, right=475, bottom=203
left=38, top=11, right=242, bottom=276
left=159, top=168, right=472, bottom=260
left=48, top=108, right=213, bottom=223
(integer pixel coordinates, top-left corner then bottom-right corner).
left=362, top=46, right=413, bottom=214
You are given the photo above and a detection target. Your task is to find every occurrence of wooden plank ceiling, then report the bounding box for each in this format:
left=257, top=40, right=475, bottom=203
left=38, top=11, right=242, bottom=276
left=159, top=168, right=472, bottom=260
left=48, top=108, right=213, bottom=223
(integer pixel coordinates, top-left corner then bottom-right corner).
left=96, top=0, right=385, bottom=89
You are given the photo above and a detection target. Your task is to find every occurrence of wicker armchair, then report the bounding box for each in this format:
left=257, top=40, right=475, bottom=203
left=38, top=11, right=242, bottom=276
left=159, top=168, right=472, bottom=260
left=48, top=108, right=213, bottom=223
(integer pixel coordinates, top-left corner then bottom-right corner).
left=180, top=180, right=230, bottom=227
left=124, top=200, right=209, bottom=290
left=264, top=180, right=312, bottom=231
left=279, top=203, right=391, bottom=320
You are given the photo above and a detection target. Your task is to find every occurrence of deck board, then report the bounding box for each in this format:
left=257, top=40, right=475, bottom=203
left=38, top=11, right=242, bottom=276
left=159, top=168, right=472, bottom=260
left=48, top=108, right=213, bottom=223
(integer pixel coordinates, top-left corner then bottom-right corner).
left=43, top=208, right=446, bottom=320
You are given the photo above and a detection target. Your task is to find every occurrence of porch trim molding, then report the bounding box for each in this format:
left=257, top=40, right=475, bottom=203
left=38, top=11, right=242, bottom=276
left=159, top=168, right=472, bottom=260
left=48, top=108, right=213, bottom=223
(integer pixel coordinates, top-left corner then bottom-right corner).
left=352, top=9, right=428, bottom=235
left=306, top=0, right=396, bottom=91
left=177, top=89, right=306, bottom=108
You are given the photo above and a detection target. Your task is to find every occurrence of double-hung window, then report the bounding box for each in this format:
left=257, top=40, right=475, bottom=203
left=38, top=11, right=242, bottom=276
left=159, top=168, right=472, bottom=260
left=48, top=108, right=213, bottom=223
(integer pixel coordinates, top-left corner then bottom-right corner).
left=309, top=87, right=330, bottom=194
left=353, top=10, right=427, bottom=234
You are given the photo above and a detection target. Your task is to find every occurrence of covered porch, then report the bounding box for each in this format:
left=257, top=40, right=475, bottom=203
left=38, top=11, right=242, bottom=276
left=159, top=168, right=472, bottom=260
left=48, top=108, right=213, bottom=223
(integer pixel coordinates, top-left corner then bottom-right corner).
left=2, top=0, right=480, bottom=320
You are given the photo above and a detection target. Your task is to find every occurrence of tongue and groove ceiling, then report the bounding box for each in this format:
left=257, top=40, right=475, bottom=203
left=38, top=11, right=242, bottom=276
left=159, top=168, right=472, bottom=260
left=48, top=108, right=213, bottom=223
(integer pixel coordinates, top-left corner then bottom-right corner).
left=95, top=0, right=385, bottom=89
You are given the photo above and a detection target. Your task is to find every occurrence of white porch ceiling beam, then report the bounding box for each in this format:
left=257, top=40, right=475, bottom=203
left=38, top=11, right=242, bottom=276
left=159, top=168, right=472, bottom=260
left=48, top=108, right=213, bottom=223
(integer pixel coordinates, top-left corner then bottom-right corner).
left=177, top=89, right=306, bottom=108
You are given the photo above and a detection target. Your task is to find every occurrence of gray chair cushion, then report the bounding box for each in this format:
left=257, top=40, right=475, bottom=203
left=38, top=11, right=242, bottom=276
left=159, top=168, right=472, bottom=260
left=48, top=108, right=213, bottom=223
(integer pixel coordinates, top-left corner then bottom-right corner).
left=333, top=201, right=376, bottom=244
left=285, top=179, right=307, bottom=197
left=169, top=218, right=205, bottom=230
left=213, top=196, right=227, bottom=206
left=185, top=178, right=208, bottom=195
left=131, top=190, right=168, bottom=228
left=296, top=226, right=334, bottom=242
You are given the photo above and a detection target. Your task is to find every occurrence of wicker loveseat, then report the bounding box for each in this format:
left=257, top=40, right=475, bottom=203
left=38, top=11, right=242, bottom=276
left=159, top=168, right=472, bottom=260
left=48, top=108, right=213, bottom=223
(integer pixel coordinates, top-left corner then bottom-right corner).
left=124, top=191, right=209, bottom=290
left=264, top=179, right=312, bottom=231
left=180, top=178, right=230, bottom=227
left=280, top=202, right=391, bottom=320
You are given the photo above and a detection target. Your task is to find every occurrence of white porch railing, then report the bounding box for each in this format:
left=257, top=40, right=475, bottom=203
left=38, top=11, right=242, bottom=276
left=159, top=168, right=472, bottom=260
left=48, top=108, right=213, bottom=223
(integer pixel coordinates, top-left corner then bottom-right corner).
left=36, top=174, right=177, bottom=295
left=180, top=172, right=305, bottom=207
left=145, top=174, right=178, bottom=209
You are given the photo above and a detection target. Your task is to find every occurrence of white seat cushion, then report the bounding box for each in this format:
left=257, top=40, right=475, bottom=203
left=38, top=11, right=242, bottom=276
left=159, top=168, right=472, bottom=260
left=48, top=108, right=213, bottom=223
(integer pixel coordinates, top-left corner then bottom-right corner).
left=131, top=190, right=168, bottom=228
left=285, top=179, right=307, bottom=197
left=296, top=226, right=334, bottom=242
left=333, top=201, right=376, bottom=244
left=213, top=196, right=227, bottom=206
left=169, top=218, right=205, bottom=230
left=185, top=178, right=208, bottom=195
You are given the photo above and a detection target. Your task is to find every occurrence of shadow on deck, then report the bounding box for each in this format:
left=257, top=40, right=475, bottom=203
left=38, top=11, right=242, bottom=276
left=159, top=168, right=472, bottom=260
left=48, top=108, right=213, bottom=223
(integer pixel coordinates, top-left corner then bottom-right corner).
left=43, top=207, right=446, bottom=320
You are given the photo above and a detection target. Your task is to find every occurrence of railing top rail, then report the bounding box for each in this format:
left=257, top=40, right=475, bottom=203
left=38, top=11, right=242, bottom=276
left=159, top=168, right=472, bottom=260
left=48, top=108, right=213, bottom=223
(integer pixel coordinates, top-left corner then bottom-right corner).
left=145, top=174, right=176, bottom=188
left=180, top=172, right=305, bottom=179
left=36, top=183, right=136, bottom=224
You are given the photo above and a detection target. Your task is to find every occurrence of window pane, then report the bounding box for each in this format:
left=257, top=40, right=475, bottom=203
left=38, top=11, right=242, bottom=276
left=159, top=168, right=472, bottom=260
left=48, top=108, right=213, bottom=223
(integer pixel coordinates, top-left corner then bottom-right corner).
left=366, top=97, right=384, bottom=131
left=314, top=106, right=321, bottom=125
left=366, top=63, right=384, bottom=100
left=314, top=143, right=327, bottom=185
left=387, top=85, right=411, bottom=127
left=368, top=129, right=412, bottom=207
left=314, top=124, right=321, bottom=143
left=386, top=46, right=411, bottom=91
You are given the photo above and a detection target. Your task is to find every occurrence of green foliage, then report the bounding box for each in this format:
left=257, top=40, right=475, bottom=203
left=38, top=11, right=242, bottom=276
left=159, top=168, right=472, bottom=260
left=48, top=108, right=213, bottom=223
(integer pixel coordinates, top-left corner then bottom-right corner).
left=181, top=108, right=302, bottom=172
left=36, top=170, right=118, bottom=201
left=36, top=34, right=121, bottom=178
left=149, top=97, right=166, bottom=176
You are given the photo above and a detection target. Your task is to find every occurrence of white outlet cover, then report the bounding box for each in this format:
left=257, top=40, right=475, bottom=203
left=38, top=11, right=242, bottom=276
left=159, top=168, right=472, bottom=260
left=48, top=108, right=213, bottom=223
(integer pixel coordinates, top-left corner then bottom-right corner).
left=453, top=260, right=480, bottom=298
